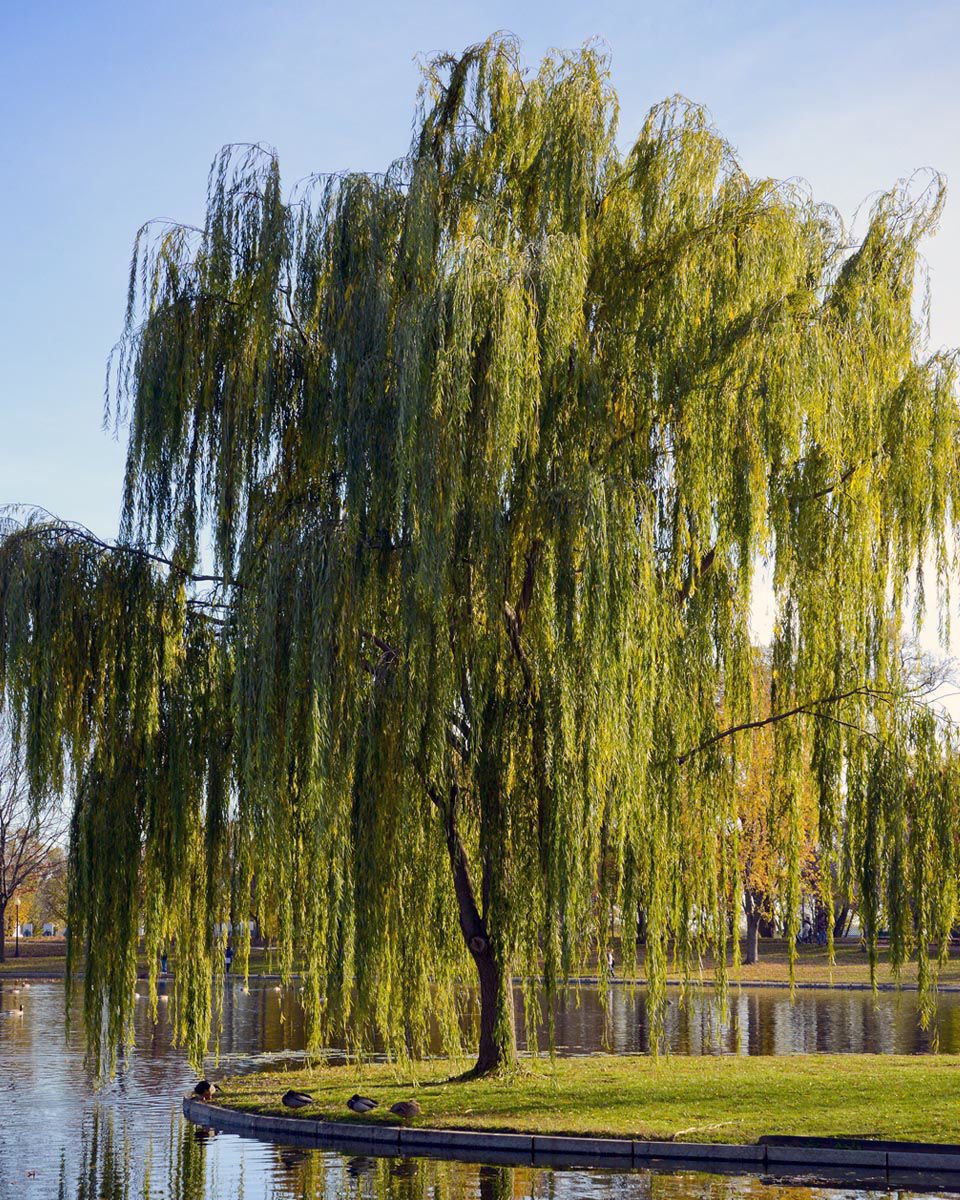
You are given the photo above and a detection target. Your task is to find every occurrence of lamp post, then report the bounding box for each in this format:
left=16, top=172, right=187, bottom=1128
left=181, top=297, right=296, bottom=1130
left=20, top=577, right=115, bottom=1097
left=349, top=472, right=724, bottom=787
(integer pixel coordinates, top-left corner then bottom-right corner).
left=14, top=895, right=20, bottom=959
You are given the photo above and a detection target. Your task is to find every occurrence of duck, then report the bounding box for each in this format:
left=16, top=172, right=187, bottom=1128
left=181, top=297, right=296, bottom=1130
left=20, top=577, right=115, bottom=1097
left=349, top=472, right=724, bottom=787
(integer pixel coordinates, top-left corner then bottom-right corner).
left=389, top=1100, right=421, bottom=1120
left=193, top=1080, right=216, bottom=1101
left=282, top=1089, right=314, bottom=1110
left=346, top=1093, right=377, bottom=1114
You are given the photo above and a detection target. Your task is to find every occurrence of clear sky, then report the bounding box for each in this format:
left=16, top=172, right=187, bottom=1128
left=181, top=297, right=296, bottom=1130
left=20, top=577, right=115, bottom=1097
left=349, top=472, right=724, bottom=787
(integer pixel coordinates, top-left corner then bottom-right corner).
left=2, top=0, right=958, bottom=683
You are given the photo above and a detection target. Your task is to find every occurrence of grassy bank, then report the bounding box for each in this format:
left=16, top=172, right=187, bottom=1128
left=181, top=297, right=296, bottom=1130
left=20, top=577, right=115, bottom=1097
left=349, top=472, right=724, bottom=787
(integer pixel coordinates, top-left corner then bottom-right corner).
left=214, top=1054, right=960, bottom=1144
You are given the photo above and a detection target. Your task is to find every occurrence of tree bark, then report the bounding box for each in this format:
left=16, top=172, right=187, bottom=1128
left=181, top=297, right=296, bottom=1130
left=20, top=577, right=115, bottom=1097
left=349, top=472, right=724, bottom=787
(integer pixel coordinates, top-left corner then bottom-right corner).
left=471, top=930, right=513, bottom=1075
left=0, top=899, right=5, bottom=962
left=436, top=784, right=516, bottom=1075
left=745, top=908, right=760, bottom=965
left=744, top=891, right=762, bottom=965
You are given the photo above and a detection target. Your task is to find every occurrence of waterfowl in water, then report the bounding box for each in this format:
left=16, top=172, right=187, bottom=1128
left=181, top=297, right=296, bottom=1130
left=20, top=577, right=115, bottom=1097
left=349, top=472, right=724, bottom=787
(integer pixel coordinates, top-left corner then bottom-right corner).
left=346, top=1093, right=377, bottom=1114
left=389, top=1100, right=421, bottom=1120
left=193, top=1080, right=216, bottom=1101
left=282, top=1090, right=314, bottom=1110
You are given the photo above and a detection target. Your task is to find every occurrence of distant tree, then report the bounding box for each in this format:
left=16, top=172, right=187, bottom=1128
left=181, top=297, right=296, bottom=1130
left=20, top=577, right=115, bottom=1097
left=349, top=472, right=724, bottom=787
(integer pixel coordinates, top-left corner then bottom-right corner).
left=31, top=845, right=68, bottom=930
left=736, top=650, right=818, bottom=964
left=0, top=721, right=66, bottom=959
left=1, top=37, right=959, bottom=1075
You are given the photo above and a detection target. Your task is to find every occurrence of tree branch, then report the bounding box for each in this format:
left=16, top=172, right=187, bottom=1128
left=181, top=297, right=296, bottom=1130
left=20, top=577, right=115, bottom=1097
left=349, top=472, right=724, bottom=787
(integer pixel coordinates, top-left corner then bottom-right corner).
left=792, top=461, right=860, bottom=504
left=278, top=285, right=311, bottom=345
left=503, top=539, right=542, bottom=693
left=673, top=686, right=888, bottom=766
left=428, top=781, right=488, bottom=952
left=4, top=514, right=237, bottom=589
left=676, top=545, right=716, bottom=606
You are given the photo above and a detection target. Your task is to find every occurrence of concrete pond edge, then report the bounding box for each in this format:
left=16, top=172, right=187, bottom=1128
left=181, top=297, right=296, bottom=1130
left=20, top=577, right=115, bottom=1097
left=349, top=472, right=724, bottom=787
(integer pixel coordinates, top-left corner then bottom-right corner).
left=183, top=1096, right=960, bottom=1187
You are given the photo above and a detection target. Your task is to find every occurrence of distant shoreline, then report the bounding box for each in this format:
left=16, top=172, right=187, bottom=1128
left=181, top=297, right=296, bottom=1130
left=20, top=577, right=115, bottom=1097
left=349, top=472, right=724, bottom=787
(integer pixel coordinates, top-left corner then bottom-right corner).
left=4, top=963, right=960, bottom=993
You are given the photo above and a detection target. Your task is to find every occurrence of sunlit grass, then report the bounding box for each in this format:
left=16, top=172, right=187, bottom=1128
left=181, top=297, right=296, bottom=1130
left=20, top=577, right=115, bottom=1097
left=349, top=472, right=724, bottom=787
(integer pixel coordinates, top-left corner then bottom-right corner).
left=214, top=1053, right=960, bottom=1144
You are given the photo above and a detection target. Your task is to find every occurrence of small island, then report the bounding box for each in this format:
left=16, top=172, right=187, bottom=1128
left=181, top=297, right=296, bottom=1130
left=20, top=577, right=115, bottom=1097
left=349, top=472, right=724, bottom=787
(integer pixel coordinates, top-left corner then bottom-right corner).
left=207, top=1054, right=960, bottom=1146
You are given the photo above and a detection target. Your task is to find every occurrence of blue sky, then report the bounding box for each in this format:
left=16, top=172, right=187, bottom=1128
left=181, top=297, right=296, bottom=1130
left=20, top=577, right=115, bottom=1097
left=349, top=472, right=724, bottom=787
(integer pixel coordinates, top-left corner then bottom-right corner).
left=2, top=0, right=958, bottom=676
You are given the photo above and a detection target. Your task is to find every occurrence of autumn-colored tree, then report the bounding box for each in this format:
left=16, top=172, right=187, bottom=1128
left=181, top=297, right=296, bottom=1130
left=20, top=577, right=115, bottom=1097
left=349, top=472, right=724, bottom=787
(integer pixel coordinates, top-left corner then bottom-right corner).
left=30, top=845, right=69, bottom=930
left=736, top=650, right=818, bottom=963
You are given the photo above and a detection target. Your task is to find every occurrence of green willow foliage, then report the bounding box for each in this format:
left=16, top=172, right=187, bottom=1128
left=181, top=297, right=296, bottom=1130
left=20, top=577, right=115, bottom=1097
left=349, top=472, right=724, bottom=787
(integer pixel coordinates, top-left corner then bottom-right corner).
left=1, top=36, right=959, bottom=1074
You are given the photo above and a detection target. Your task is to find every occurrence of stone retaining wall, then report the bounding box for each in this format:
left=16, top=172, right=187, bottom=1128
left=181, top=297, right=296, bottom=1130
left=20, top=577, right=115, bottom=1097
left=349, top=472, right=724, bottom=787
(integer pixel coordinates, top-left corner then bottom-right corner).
left=183, top=1097, right=960, bottom=1187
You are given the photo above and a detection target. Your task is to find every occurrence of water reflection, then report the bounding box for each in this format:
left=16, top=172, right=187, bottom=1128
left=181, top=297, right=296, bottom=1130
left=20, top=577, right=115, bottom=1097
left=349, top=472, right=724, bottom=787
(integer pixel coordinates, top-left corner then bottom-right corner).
left=215, top=978, right=960, bottom=1058
left=59, top=1109, right=206, bottom=1200
left=58, top=1111, right=955, bottom=1200
left=542, top=984, right=954, bottom=1056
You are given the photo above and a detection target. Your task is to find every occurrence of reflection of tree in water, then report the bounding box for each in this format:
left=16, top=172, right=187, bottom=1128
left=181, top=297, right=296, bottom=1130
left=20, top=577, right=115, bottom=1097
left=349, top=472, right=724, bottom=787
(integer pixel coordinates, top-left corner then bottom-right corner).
left=261, top=1152, right=536, bottom=1200
left=257, top=1155, right=778, bottom=1200
left=60, top=1108, right=208, bottom=1200
left=58, top=1115, right=878, bottom=1200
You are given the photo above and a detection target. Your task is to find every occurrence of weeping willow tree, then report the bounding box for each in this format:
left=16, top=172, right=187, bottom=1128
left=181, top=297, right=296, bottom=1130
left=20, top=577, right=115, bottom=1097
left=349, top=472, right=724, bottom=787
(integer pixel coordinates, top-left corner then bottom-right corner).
left=1, top=36, right=959, bottom=1076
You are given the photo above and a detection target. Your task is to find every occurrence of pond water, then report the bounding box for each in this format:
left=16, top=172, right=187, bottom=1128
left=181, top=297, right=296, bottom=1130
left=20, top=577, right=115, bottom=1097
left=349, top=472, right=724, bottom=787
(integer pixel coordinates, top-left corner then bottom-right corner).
left=1, top=978, right=958, bottom=1199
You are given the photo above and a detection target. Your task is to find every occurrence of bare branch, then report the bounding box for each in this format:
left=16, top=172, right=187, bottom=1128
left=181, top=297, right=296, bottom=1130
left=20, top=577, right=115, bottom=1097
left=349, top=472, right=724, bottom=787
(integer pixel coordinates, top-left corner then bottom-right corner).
left=673, top=685, right=892, bottom=766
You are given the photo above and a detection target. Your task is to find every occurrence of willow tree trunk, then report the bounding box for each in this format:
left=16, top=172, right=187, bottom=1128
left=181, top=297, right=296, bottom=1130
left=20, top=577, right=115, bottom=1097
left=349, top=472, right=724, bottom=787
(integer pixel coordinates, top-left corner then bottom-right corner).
left=0, top=900, right=5, bottom=963
left=444, top=793, right=517, bottom=1075
left=469, top=929, right=515, bottom=1075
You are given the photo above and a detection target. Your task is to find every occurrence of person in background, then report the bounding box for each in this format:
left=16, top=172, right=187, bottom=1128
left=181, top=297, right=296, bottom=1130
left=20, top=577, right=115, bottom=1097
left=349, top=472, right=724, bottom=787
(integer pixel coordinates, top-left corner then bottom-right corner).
left=160, top=950, right=168, bottom=976
left=607, top=948, right=615, bottom=980
left=225, top=944, right=234, bottom=973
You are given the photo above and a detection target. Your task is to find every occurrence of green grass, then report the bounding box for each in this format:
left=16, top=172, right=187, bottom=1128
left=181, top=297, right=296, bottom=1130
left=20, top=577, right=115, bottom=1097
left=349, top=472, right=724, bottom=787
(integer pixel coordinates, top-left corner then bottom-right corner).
left=0, top=961, right=64, bottom=976
left=656, top=939, right=960, bottom=988
left=214, top=1054, right=960, bottom=1144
